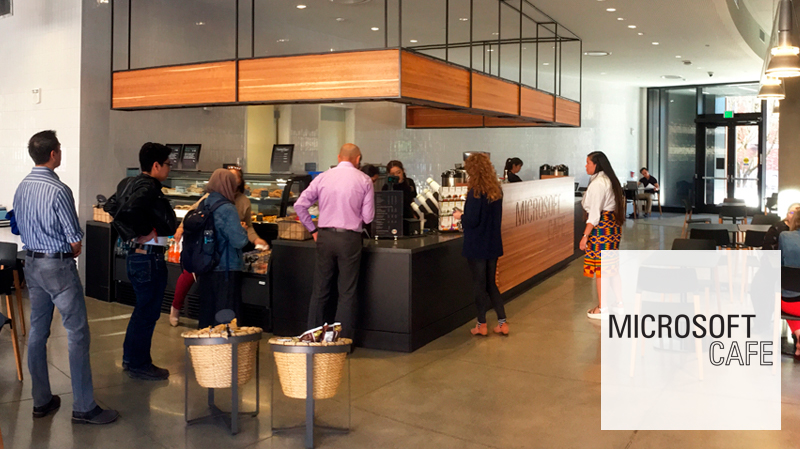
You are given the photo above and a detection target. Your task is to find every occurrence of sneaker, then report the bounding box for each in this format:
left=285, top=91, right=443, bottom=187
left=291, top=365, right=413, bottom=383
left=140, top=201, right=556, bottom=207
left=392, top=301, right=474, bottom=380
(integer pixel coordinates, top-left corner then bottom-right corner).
left=169, top=307, right=180, bottom=327
left=33, top=395, right=61, bottom=418
left=493, top=322, right=509, bottom=335
left=126, top=364, right=169, bottom=381
left=470, top=323, right=488, bottom=336
left=72, top=406, right=120, bottom=425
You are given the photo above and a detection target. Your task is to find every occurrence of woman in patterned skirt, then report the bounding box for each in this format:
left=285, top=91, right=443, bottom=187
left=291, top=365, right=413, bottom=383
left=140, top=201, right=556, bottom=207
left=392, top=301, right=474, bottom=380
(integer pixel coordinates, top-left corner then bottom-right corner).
left=581, top=151, right=625, bottom=319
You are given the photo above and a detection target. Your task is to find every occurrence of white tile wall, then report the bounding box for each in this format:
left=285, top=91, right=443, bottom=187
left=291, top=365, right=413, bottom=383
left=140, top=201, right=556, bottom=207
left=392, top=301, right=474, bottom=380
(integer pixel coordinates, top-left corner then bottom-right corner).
left=0, top=0, right=82, bottom=211
left=287, top=80, right=643, bottom=189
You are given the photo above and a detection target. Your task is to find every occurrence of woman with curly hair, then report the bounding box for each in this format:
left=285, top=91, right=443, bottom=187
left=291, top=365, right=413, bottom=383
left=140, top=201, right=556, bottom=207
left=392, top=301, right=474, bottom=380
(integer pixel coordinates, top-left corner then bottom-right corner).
left=581, top=151, right=625, bottom=319
left=453, top=153, right=508, bottom=336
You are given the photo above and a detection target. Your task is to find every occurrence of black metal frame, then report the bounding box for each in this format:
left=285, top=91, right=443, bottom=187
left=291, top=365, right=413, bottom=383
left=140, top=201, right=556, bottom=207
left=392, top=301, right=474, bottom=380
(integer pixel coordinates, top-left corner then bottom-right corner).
left=183, top=332, right=262, bottom=436
left=270, top=342, right=351, bottom=449
left=111, top=0, right=582, bottom=106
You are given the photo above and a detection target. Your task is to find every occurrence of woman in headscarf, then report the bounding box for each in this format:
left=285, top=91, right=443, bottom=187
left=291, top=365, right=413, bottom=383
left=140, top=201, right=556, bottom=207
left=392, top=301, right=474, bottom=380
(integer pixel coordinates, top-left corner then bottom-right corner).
left=196, top=169, right=249, bottom=328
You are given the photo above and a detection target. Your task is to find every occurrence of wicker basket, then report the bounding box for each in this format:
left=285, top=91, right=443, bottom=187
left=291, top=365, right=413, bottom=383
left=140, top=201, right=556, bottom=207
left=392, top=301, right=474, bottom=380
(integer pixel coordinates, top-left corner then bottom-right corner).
left=277, top=218, right=316, bottom=241
left=93, top=206, right=113, bottom=223
left=183, top=329, right=262, bottom=389
left=269, top=337, right=351, bottom=400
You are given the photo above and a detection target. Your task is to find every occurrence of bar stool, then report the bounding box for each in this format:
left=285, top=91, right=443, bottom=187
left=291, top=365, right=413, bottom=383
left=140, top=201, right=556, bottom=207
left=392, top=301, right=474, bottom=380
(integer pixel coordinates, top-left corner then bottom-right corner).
left=0, top=243, right=24, bottom=382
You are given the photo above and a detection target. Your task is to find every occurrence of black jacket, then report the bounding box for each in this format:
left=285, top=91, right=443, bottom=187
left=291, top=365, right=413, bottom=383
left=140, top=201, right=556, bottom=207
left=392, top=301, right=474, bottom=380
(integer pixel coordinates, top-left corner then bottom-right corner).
left=507, top=172, right=522, bottom=183
left=104, top=174, right=177, bottom=241
left=461, top=191, right=504, bottom=260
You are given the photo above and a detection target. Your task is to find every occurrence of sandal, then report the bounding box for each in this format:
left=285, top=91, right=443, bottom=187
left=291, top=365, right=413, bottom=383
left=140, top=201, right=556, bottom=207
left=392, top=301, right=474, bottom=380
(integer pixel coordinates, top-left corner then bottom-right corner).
left=587, top=307, right=607, bottom=320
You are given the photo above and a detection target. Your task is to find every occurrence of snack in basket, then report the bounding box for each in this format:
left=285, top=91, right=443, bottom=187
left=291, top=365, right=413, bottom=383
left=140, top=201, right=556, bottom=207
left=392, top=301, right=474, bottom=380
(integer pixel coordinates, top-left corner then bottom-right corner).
left=323, top=323, right=342, bottom=342
left=181, top=318, right=262, bottom=339
left=299, top=326, right=324, bottom=343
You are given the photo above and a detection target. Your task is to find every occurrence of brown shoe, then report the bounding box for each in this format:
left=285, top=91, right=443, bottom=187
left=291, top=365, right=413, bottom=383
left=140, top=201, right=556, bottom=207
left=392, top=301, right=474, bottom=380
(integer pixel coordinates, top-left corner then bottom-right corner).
left=470, top=323, right=488, bottom=336
left=493, top=322, right=509, bottom=335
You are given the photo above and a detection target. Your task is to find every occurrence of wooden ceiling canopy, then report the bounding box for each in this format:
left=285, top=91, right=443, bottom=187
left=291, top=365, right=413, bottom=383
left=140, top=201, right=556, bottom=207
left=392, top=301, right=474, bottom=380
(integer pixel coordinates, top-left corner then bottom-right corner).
left=111, top=49, right=580, bottom=128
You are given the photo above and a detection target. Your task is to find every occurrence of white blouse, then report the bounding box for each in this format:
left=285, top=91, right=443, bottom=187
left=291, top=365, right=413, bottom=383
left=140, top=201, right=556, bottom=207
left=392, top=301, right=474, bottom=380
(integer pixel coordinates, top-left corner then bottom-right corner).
left=582, top=171, right=617, bottom=227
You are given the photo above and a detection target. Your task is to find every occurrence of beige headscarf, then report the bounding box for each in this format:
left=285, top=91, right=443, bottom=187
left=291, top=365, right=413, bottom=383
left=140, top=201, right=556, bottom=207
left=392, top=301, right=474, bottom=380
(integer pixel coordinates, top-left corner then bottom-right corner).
left=206, top=169, right=237, bottom=203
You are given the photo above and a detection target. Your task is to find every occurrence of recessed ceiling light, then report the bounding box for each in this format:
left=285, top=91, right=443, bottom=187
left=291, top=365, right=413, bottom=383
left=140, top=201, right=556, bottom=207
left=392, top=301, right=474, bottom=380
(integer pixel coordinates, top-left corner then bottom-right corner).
left=492, top=32, right=499, bottom=36
left=606, top=8, right=616, bottom=12
left=584, top=51, right=610, bottom=57
left=600, top=72, right=607, bottom=75
left=296, top=4, right=307, bottom=9
left=277, top=38, right=289, bottom=43
left=371, top=27, right=380, bottom=31
left=617, top=17, right=624, bottom=21
left=543, top=63, right=550, bottom=65
left=459, top=17, right=469, bottom=21
left=336, top=17, right=346, bottom=22
left=330, top=48, right=335, bottom=52
left=195, top=21, right=205, bottom=26
left=675, top=55, right=681, bottom=58
left=410, top=39, right=418, bottom=43
left=652, top=42, right=659, bottom=45
left=487, top=49, right=494, bottom=52
left=638, top=32, right=644, bottom=36
left=661, top=75, right=683, bottom=80
left=628, top=25, right=636, bottom=29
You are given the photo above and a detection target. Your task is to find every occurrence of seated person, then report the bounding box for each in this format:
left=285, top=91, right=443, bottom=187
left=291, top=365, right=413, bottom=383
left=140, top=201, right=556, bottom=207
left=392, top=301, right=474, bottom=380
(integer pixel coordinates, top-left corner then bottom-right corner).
left=763, top=203, right=800, bottom=250
left=382, top=160, right=417, bottom=218
left=637, top=167, right=659, bottom=217
left=779, top=210, right=800, bottom=356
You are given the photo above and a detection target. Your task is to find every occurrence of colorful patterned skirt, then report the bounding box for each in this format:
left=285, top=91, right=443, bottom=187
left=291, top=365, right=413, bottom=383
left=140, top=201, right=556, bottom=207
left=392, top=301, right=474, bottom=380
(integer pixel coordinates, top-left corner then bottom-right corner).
left=583, top=211, right=622, bottom=278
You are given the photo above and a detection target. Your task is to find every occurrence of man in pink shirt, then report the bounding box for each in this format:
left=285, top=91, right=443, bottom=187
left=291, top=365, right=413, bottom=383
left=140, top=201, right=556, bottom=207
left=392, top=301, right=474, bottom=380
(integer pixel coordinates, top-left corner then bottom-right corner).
left=294, top=143, right=375, bottom=341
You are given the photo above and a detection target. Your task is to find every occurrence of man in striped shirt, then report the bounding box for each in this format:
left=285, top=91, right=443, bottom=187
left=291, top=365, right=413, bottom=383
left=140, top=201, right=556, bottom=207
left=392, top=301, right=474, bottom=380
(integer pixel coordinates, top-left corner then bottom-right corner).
left=13, top=130, right=119, bottom=425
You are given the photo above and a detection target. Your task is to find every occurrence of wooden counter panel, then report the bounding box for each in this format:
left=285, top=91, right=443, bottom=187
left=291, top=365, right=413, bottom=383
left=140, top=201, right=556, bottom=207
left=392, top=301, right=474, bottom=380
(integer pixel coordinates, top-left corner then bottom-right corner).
left=556, top=97, right=581, bottom=127
left=497, top=177, right=575, bottom=293
left=112, top=62, right=236, bottom=109
left=401, top=52, right=471, bottom=107
left=471, top=73, right=519, bottom=116
left=406, top=106, right=484, bottom=128
left=239, top=50, right=400, bottom=102
left=521, top=87, right=555, bottom=122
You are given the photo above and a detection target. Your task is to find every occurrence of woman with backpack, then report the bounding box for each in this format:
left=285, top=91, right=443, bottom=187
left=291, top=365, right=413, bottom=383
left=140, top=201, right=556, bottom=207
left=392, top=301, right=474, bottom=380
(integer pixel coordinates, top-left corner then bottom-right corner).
left=192, top=169, right=249, bottom=328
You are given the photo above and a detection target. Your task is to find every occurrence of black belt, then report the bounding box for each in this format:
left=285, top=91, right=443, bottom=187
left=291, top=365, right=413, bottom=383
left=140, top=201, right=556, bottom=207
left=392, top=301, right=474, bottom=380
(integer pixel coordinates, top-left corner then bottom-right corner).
left=320, top=227, right=360, bottom=234
left=127, top=243, right=168, bottom=255
left=26, top=250, right=74, bottom=260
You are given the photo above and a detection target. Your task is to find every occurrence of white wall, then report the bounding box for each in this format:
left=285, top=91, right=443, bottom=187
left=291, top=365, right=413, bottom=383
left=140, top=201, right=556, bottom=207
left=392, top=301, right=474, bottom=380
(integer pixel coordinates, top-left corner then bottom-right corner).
left=286, top=80, right=643, bottom=188
left=0, top=0, right=82, bottom=211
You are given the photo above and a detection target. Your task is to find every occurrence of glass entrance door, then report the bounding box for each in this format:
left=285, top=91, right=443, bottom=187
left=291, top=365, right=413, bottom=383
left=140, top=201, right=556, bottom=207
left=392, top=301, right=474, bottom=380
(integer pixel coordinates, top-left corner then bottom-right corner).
left=695, top=114, right=763, bottom=212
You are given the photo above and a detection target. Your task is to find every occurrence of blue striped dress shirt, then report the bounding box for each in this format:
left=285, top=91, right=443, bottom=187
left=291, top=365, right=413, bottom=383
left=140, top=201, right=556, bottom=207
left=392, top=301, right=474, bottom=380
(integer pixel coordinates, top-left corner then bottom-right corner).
left=13, top=166, right=83, bottom=253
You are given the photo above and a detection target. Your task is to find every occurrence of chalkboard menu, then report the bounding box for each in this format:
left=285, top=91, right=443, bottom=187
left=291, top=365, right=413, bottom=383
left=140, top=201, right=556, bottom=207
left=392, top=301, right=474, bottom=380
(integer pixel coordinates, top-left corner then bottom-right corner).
left=372, top=190, right=404, bottom=238
left=166, top=144, right=183, bottom=167
left=271, top=144, right=294, bottom=173
left=181, top=144, right=201, bottom=170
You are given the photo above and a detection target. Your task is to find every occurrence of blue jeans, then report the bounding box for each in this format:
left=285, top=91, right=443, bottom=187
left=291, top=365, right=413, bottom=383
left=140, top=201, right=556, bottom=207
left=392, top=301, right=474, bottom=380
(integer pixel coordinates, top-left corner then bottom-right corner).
left=25, top=256, right=96, bottom=412
left=123, top=253, right=168, bottom=370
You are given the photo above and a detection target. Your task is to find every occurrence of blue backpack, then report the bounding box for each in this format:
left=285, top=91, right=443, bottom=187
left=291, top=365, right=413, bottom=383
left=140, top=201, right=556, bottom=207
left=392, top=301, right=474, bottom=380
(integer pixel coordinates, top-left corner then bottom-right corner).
left=180, top=200, right=225, bottom=274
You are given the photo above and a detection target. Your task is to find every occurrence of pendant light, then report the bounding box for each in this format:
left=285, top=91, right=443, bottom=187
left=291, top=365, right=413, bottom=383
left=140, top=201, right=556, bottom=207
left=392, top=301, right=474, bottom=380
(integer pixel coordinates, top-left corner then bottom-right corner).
left=757, top=76, right=786, bottom=99
left=766, top=0, right=800, bottom=78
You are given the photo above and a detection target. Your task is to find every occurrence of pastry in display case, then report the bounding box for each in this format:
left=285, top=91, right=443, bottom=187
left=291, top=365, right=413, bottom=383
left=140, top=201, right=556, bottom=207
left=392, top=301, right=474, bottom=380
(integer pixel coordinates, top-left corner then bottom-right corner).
left=162, top=170, right=312, bottom=219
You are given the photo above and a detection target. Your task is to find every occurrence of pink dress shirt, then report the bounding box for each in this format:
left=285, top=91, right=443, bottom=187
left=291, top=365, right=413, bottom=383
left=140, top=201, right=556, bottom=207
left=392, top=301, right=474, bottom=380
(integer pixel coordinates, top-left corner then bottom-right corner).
left=294, top=161, right=375, bottom=233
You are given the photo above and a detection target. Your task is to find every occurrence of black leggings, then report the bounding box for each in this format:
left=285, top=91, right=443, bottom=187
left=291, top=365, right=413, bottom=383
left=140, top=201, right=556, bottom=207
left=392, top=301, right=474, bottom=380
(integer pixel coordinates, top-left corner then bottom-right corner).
left=467, top=258, right=507, bottom=323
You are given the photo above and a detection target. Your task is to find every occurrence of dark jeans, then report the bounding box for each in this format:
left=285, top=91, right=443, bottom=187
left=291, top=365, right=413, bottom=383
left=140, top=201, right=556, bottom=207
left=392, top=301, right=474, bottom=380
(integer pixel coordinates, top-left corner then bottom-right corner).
left=307, top=229, right=362, bottom=340
left=123, top=252, right=168, bottom=370
left=467, top=258, right=507, bottom=324
left=26, top=256, right=96, bottom=412
left=197, top=270, right=242, bottom=329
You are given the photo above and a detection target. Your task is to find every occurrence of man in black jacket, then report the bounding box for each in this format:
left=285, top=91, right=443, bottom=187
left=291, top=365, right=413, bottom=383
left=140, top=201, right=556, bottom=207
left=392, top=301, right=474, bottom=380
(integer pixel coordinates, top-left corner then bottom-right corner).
left=105, top=143, right=177, bottom=380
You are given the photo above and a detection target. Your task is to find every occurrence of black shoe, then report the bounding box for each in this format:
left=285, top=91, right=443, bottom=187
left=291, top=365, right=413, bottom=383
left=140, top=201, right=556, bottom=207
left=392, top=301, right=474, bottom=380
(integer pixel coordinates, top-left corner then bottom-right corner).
left=126, top=364, right=169, bottom=381
left=121, top=361, right=129, bottom=371
left=33, top=395, right=61, bottom=418
left=628, top=213, right=636, bottom=219
left=72, top=406, right=120, bottom=425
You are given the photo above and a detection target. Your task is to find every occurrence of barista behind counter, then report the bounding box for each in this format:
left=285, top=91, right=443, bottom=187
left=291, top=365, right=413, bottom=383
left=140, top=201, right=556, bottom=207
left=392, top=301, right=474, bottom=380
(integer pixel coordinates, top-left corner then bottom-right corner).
left=382, top=160, right=417, bottom=218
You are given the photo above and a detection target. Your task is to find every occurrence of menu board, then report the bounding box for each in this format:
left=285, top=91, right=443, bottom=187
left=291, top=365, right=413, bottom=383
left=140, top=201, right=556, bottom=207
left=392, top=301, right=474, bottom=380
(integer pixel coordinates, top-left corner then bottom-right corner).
left=181, top=144, right=201, bottom=170
left=372, top=190, right=403, bottom=238
left=271, top=144, right=294, bottom=173
left=166, top=144, right=183, bottom=167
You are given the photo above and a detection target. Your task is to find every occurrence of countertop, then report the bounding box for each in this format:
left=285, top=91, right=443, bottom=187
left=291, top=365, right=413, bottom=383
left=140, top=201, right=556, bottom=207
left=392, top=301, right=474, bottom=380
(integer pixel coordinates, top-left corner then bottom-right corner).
left=272, top=232, right=463, bottom=254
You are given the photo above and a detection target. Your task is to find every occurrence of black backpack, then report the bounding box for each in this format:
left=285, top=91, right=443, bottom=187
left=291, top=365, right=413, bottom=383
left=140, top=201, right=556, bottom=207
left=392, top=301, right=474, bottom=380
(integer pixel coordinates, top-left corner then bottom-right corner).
left=181, top=199, right=226, bottom=274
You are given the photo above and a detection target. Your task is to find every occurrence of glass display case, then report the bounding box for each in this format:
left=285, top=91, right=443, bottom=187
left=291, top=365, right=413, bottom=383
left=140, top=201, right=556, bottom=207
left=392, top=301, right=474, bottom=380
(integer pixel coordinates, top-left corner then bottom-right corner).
left=163, top=170, right=312, bottom=220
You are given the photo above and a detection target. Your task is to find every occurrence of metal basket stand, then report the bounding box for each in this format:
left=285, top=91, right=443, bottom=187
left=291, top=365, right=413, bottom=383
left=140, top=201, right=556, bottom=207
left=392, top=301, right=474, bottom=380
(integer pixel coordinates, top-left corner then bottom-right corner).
left=183, top=332, right=262, bottom=435
left=270, top=342, right=351, bottom=449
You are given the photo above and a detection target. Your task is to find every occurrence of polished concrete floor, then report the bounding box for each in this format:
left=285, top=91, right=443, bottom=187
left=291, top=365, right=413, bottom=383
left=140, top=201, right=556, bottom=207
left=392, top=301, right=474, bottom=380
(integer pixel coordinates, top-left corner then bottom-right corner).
left=2, top=214, right=799, bottom=448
